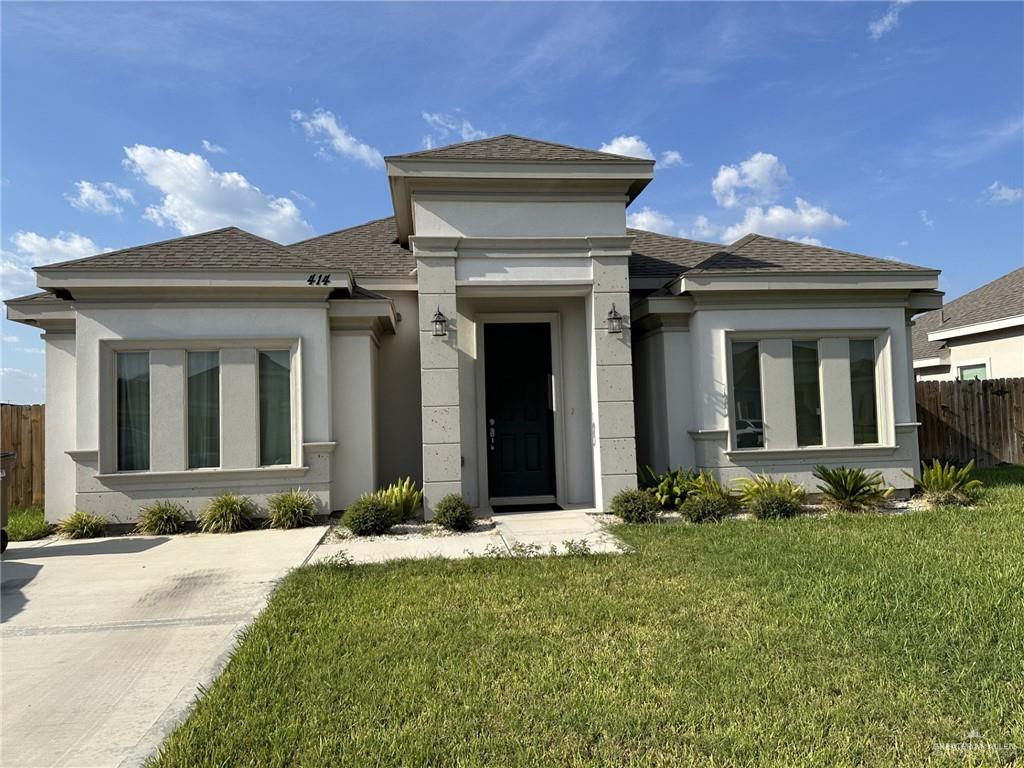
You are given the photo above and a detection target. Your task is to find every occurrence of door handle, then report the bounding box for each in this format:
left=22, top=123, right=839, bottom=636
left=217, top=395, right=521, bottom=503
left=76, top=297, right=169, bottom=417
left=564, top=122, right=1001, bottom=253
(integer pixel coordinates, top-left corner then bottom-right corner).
left=489, top=426, right=496, bottom=451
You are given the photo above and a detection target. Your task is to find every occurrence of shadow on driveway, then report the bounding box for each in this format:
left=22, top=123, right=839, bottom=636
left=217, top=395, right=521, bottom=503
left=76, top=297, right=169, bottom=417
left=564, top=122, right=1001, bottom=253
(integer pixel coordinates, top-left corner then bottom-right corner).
left=3, top=536, right=169, bottom=560
left=1, top=560, right=43, bottom=622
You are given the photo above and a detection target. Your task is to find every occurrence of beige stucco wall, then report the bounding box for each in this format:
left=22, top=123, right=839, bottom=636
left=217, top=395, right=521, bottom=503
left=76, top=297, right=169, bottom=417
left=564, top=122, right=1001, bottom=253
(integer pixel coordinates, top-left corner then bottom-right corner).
left=43, top=332, right=77, bottom=522
left=916, top=327, right=1024, bottom=381
left=412, top=198, right=627, bottom=239
left=648, top=303, right=920, bottom=491
left=375, top=291, right=423, bottom=487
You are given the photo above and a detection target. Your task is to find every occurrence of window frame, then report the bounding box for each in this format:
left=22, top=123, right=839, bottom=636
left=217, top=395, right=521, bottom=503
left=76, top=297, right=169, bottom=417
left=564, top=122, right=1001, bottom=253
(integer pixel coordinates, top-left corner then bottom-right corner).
left=186, top=349, right=222, bottom=470
left=956, top=359, right=990, bottom=381
left=114, top=350, right=152, bottom=473
left=726, top=338, right=767, bottom=450
left=726, top=329, right=891, bottom=453
left=257, top=347, right=297, bottom=468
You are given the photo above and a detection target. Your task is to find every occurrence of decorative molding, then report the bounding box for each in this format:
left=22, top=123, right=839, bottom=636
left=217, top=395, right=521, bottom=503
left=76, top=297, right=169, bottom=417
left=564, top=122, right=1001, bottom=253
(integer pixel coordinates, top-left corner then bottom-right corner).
left=725, top=445, right=899, bottom=460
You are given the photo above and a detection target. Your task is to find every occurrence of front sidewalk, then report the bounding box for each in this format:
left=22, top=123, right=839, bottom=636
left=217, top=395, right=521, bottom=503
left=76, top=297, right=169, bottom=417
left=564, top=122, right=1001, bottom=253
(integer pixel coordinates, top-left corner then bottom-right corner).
left=309, top=508, right=624, bottom=564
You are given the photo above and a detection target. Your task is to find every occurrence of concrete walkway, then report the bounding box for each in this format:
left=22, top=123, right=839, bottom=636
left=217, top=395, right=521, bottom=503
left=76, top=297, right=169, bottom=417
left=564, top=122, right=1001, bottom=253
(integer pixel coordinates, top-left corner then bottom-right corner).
left=1, top=526, right=327, bottom=768
left=310, top=507, right=623, bottom=565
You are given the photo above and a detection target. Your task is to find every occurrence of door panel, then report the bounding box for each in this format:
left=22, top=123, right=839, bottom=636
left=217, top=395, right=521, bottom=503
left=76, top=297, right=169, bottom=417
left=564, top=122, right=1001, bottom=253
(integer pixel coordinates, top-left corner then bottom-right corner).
left=485, top=323, right=556, bottom=500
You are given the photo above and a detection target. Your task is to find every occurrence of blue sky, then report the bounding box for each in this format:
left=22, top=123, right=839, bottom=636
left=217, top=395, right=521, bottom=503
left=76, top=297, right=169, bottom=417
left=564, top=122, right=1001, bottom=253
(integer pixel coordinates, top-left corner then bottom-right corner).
left=2, top=1, right=1022, bottom=402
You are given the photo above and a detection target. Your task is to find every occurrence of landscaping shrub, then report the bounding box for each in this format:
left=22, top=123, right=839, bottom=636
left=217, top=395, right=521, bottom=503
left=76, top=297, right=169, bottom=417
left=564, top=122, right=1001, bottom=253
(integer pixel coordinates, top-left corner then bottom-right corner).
left=637, top=465, right=660, bottom=490
left=432, top=494, right=474, bottom=531
left=680, top=493, right=732, bottom=523
left=689, top=471, right=733, bottom=503
left=609, top=488, right=659, bottom=523
left=136, top=500, right=187, bottom=535
left=268, top=489, right=318, bottom=529
left=737, top=475, right=806, bottom=520
left=200, top=492, right=256, bottom=533
left=57, top=510, right=107, bottom=539
left=377, top=477, right=424, bottom=524
left=7, top=506, right=53, bottom=541
left=813, top=465, right=893, bottom=513
left=905, top=459, right=983, bottom=507
left=652, top=467, right=695, bottom=510
left=342, top=494, right=394, bottom=536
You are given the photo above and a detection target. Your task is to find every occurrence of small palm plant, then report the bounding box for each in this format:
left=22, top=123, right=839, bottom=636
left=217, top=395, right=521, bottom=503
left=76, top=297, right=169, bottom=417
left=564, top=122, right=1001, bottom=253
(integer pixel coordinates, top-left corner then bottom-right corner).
left=737, top=475, right=806, bottom=520
left=812, top=465, right=893, bottom=513
left=200, top=492, right=256, bottom=533
left=905, top=459, right=983, bottom=507
left=652, top=467, right=695, bottom=510
left=268, top=489, right=318, bottom=529
left=136, top=500, right=187, bottom=535
left=57, top=511, right=107, bottom=539
left=680, top=471, right=734, bottom=522
left=377, top=477, right=424, bottom=524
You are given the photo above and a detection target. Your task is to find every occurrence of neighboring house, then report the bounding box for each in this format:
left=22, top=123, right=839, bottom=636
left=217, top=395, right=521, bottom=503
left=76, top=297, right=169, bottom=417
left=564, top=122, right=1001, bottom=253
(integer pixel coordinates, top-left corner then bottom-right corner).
left=913, top=267, right=1024, bottom=381
left=6, top=135, right=942, bottom=523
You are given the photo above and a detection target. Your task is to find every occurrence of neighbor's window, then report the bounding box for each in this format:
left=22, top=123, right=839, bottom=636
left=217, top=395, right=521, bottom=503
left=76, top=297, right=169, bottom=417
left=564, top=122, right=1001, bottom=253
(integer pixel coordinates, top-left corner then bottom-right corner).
left=116, top=351, right=150, bottom=471
left=792, top=340, right=823, bottom=446
left=958, top=363, right=987, bottom=381
left=258, top=350, right=292, bottom=466
left=731, top=341, right=764, bottom=448
left=850, top=339, right=879, bottom=444
left=187, top=351, right=220, bottom=469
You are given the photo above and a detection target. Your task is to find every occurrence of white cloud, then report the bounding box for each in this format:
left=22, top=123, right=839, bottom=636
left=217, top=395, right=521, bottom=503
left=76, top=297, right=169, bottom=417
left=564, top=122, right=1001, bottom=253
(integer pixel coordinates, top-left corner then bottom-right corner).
left=712, top=152, right=790, bottom=208
left=291, top=109, right=383, bottom=169
left=899, top=240, right=910, bottom=247
left=599, top=135, right=655, bottom=161
left=982, top=181, right=1023, bottom=205
left=789, top=235, right=824, bottom=246
left=123, top=144, right=313, bottom=243
left=1, top=230, right=100, bottom=298
left=869, top=0, right=910, bottom=40
left=0, top=367, right=39, bottom=379
left=201, top=139, right=226, bottom=154
left=680, top=215, right=719, bottom=240
left=627, top=207, right=678, bottom=235
left=65, top=180, right=134, bottom=216
left=2, top=334, right=19, bottom=343
left=659, top=150, right=685, bottom=168
left=919, top=209, right=935, bottom=227
left=719, top=198, right=847, bottom=242
left=421, top=112, right=487, bottom=149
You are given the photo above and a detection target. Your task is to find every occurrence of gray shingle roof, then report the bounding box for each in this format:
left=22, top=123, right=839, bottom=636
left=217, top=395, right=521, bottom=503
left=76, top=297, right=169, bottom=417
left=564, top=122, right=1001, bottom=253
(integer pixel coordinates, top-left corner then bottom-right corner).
left=388, top=134, right=649, bottom=163
left=912, top=267, right=1024, bottom=359
left=37, top=227, right=290, bottom=271
left=31, top=217, right=937, bottom=287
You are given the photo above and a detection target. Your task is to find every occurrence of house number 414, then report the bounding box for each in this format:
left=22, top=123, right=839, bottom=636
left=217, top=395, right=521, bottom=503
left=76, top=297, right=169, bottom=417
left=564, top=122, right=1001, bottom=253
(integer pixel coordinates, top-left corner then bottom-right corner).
left=306, top=273, right=331, bottom=286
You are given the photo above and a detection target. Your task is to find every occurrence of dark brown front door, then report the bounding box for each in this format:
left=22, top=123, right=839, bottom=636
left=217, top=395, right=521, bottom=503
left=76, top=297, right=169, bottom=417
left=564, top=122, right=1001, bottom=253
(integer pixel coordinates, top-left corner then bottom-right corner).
left=484, top=323, right=556, bottom=500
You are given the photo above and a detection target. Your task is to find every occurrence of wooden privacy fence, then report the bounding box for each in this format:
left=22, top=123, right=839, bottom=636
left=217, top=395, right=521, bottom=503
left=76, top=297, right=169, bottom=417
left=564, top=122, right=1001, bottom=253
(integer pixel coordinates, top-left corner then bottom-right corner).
left=916, top=378, right=1024, bottom=467
left=1, top=403, right=44, bottom=510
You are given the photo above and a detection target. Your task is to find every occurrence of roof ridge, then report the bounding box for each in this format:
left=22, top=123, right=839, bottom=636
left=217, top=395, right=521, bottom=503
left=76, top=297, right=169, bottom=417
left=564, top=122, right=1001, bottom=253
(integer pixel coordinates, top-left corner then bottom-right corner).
left=626, top=227, right=722, bottom=249
left=731, top=232, right=934, bottom=272
left=934, top=266, right=1024, bottom=324
left=388, top=133, right=649, bottom=162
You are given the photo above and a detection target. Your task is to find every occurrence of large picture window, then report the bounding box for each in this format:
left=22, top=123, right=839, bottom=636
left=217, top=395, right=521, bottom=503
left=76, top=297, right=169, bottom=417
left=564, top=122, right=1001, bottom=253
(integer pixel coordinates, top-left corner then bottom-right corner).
left=792, top=340, right=823, bottom=446
left=188, top=351, right=220, bottom=468
left=258, top=350, right=292, bottom=466
left=850, top=339, right=879, bottom=444
left=731, top=341, right=764, bottom=448
left=116, top=351, right=150, bottom=471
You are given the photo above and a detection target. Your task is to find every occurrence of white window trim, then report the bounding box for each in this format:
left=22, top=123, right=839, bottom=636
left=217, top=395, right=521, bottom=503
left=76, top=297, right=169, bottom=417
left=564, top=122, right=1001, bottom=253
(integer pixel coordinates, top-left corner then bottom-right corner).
left=725, top=329, right=894, bottom=453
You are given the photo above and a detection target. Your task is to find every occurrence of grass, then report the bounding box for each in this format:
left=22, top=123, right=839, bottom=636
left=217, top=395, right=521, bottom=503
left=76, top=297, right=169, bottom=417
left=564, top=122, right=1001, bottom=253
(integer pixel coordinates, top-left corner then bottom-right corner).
left=151, top=467, right=1024, bottom=768
left=6, top=505, right=52, bottom=541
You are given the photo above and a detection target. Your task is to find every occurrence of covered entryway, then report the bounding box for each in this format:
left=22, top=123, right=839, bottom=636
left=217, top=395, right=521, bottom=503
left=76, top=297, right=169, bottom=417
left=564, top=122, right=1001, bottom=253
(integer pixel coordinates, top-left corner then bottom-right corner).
left=483, top=322, right=557, bottom=505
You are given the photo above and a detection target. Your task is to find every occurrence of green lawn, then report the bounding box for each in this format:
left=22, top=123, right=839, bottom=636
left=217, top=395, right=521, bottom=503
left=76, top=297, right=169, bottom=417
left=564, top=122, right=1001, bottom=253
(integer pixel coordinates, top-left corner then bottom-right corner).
left=152, top=468, right=1024, bottom=767
left=5, top=505, right=52, bottom=541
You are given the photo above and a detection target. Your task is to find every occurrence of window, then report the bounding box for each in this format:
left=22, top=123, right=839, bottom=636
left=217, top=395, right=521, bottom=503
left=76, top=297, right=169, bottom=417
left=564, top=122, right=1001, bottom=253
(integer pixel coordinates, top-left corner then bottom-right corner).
left=116, top=352, right=150, bottom=471
left=958, top=363, right=987, bottom=381
left=850, top=339, right=879, bottom=444
left=188, top=351, right=220, bottom=468
left=731, top=341, right=764, bottom=448
left=258, top=350, right=292, bottom=466
left=792, top=340, right=823, bottom=446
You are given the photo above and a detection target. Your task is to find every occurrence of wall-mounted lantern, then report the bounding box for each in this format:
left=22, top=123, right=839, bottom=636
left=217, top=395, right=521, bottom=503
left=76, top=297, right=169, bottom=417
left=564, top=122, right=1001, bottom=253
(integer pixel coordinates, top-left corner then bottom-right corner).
left=606, top=304, right=623, bottom=334
left=431, top=307, right=448, bottom=337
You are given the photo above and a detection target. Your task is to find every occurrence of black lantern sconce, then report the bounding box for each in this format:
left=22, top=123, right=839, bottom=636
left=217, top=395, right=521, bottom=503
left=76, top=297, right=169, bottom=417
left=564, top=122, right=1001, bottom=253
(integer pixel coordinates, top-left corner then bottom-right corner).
left=606, top=304, right=623, bottom=334
left=431, top=306, right=448, bottom=337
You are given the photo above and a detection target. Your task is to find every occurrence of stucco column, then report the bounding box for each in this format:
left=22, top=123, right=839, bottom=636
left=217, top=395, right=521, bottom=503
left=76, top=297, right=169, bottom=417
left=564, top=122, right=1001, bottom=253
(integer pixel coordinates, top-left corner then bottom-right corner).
left=413, top=237, right=463, bottom=518
left=589, top=238, right=638, bottom=509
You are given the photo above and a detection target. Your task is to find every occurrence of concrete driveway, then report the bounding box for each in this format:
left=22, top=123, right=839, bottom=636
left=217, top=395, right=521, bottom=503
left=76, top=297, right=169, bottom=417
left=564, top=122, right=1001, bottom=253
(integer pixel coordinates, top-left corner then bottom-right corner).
left=1, top=527, right=327, bottom=768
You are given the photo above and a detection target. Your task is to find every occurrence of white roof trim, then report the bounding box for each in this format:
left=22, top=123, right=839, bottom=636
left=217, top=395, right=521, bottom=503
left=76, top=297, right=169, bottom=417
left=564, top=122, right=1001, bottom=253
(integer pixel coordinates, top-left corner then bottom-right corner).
left=913, top=357, right=946, bottom=369
left=926, top=313, right=1024, bottom=341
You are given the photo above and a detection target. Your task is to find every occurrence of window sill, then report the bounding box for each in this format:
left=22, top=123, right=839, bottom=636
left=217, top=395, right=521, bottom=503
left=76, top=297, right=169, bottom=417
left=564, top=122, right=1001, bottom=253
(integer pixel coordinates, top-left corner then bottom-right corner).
left=95, top=465, right=311, bottom=483
left=725, top=444, right=899, bottom=460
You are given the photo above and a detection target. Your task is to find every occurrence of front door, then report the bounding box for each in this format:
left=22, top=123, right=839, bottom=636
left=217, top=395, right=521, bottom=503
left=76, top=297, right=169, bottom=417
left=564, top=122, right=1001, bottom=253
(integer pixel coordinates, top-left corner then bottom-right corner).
left=484, top=323, right=556, bottom=502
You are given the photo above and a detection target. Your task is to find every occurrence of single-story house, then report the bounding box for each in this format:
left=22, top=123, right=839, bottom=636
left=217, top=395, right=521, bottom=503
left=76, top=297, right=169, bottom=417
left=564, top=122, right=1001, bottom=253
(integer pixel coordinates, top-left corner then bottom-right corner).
left=6, top=135, right=943, bottom=523
left=912, top=267, right=1024, bottom=381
